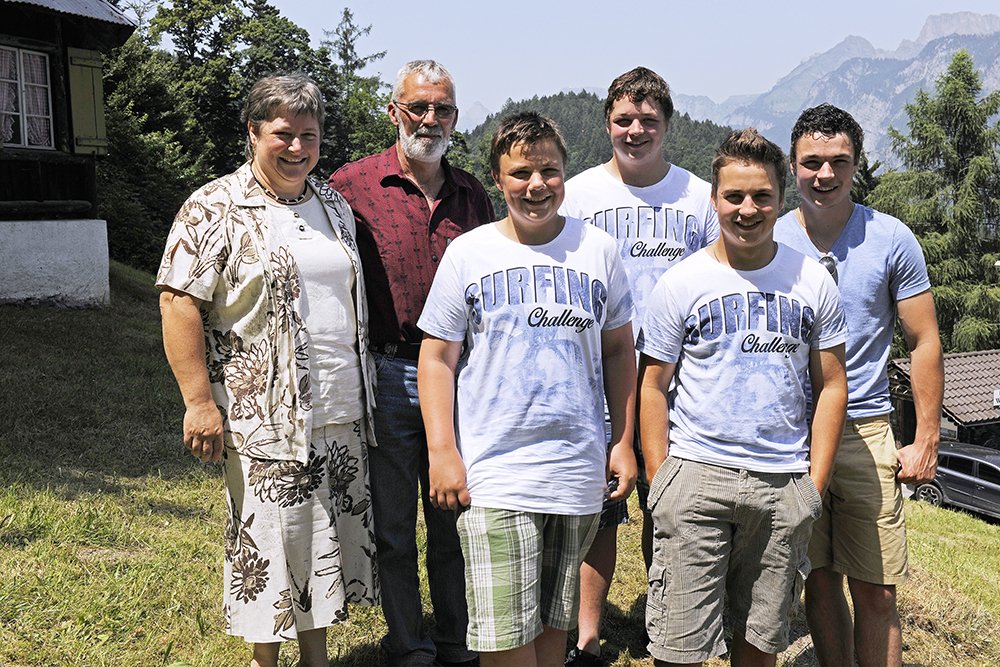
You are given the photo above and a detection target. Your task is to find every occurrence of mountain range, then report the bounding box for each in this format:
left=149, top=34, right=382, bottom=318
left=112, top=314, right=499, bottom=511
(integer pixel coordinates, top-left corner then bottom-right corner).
left=676, top=11, right=1000, bottom=161
left=458, top=12, right=1000, bottom=163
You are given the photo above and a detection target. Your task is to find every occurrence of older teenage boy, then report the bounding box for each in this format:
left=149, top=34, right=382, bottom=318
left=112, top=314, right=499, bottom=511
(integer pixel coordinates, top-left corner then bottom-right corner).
left=559, top=67, right=718, bottom=664
left=639, top=128, right=848, bottom=667
left=773, top=104, right=944, bottom=667
left=418, top=112, right=637, bottom=667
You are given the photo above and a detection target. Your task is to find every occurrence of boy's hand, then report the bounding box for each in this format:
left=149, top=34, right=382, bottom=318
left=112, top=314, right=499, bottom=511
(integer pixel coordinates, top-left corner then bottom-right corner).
left=607, top=441, right=637, bottom=500
left=429, top=447, right=470, bottom=510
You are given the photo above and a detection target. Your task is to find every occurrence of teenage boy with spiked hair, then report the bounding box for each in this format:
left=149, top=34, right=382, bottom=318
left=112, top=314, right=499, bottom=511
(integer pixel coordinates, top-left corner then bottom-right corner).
left=774, top=103, right=944, bottom=667
left=559, top=67, right=718, bottom=664
left=639, top=128, right=847, bottom=666
left=418, top=111, right=637, bottom=667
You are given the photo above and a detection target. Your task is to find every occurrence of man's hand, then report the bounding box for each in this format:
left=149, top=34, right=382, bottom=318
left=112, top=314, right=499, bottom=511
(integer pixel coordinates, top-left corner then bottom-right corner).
left=896, top=439, right=938, bottom=485
left=895, top=291, right=943, bottom=486
left=418, top=335, right=468, bottom=510
left=606, top=440, right=637, bottom=501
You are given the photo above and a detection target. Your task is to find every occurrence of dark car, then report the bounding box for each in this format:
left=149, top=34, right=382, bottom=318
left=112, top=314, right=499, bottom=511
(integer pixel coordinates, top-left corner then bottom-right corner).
left=915, top=441, right=1000, bottom=520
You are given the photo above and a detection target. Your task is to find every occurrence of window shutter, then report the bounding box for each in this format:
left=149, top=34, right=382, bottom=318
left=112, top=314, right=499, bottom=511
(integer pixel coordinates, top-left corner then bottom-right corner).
left=67, top=47, right=107, bottom=155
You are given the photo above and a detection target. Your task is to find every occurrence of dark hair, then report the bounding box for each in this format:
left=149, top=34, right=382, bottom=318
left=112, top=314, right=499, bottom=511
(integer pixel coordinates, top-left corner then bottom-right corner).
left=604, top=67, right=673, bottom=124
left=790, top=103, right=864, bottom=164
left=489, top=111, right=568, bottom=177
left=711, top=128, right=787, bottom=201
left=242, top=72, right=324, bottom=160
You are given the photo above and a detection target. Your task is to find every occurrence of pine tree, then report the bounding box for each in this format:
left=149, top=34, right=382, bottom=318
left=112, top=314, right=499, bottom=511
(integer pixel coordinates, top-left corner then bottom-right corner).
left=317, top=9, right=395, bottom=173
left=868, top=49, right=1000, bottom=352
left=151, top=0, right=248, bottom=174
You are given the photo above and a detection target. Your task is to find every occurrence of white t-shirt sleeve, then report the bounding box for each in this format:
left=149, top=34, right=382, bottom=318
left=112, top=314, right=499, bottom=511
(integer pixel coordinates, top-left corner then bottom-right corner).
left=810, top=270, right=848, bottom=351
left=635, top=263, right=690, bottom=363
left=417, top=248, right=469, bottom=342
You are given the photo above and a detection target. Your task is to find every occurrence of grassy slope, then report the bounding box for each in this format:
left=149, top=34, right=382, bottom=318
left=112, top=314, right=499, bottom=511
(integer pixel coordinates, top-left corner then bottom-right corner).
left=0, top=263, right=997, bottom=666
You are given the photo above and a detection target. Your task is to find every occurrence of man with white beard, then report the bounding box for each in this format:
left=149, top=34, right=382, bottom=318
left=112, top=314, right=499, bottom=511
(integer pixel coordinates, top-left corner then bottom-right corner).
left=330, top=60, right=494, bottom=667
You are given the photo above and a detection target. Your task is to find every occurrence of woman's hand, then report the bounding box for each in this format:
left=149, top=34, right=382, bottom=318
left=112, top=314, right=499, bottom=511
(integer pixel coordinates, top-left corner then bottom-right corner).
left=184, top=399, right=225, bottom=463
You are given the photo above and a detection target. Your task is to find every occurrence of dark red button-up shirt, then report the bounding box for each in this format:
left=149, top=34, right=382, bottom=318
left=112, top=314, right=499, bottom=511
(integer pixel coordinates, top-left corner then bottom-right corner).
left=330, top=146, right=495, bottom=345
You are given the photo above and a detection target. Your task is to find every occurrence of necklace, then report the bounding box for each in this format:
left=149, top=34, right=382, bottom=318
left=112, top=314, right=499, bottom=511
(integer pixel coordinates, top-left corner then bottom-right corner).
left=795, top=208, right=832, bottom=254
left=253, top=170, right=307, bottom=205
left=709, top=244, right=721, bottom=263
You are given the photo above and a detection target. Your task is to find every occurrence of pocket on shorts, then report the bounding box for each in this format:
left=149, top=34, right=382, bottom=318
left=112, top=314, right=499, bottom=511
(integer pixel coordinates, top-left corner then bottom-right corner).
left=794, top=473, right=823, bottom=521
left=855, top=417, right=900, bottom=478
left=647, top=456, right=682, bottom=510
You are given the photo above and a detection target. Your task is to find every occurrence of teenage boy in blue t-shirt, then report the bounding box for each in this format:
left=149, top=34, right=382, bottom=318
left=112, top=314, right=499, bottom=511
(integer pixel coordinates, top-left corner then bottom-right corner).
left=773, top=103, right=944, bottom=667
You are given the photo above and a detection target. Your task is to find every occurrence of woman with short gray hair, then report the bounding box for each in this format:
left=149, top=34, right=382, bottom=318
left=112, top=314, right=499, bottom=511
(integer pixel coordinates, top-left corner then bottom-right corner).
left=157, top=72, right=379, bottom=667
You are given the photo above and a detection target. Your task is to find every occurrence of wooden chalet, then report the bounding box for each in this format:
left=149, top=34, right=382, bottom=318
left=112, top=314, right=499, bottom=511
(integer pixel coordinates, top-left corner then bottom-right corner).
left=889, top=349, right=1000, bottom=448
left=0, top=0, right=134, bottom=305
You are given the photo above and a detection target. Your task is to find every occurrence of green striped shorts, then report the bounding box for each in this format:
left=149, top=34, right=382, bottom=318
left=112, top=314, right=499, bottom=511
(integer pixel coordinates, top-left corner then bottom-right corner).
left=456, top=506, right=600, bottom=651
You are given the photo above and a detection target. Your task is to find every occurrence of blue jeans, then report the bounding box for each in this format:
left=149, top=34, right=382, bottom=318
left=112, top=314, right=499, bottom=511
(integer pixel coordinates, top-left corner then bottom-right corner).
left=369, top=352, right=473, bottom=666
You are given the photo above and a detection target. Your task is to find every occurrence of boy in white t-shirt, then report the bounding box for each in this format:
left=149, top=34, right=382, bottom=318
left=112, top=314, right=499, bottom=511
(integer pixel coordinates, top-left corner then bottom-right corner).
left=560, top=66, right=719, bottom=665
left=638, top=128, right=848, bottom=666
left=417, top=112, right=637, bottom=667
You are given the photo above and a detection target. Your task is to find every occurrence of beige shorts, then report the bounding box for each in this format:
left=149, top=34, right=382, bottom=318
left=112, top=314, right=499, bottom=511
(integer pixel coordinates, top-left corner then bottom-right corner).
left=808, top=415, right=909, bottom=585
left=646, top=458, right=821, bottom=662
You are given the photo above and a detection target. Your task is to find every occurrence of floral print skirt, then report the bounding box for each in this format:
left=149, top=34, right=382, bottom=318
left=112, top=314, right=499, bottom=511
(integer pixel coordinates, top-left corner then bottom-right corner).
left=222, top=420, right=379, bottom=643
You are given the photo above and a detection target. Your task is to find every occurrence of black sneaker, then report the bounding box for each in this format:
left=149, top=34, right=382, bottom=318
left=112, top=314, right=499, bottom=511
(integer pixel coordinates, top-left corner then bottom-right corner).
left=565, top=646, right=603, bottom=667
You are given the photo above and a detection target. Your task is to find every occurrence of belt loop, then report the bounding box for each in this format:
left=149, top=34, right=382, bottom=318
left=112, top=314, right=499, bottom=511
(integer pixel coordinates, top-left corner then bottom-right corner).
left=384, top=342, right=397, bottom=361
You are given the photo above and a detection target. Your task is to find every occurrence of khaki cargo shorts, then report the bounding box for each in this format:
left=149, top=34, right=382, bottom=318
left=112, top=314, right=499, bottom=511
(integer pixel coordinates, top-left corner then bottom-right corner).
left=808, top=415, right=909, bottom=585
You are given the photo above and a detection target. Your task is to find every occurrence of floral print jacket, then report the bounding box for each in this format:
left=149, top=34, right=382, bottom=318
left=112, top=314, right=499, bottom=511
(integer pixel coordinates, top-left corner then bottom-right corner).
left=157, top=162, right=377, bottom=462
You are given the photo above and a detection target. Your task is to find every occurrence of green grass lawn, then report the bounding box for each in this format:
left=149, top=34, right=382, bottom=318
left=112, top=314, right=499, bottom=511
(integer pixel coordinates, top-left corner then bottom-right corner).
left=1, top=263, right=998, bottom=666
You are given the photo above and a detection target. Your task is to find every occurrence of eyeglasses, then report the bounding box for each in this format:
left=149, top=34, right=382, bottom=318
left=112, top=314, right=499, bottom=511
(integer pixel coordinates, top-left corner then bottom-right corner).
left=394, top=100, right=458, bottom=120
left=819, top=254, right=838, bottom=284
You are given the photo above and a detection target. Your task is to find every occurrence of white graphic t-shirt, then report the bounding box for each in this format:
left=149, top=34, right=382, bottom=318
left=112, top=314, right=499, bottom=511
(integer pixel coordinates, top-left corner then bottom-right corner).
left=638, top=244, right=846, bottom=472
left=418, top=217, right=634, bottom=515
left=560, top=164, right=719, bottom=334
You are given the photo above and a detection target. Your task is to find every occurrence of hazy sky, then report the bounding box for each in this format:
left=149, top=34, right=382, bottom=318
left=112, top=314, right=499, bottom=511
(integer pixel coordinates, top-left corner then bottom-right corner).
left=269, top=0, right=998, bottom=114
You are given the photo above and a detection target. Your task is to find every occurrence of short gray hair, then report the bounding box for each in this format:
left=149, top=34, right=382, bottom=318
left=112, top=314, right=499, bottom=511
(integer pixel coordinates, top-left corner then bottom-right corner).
left=242, top=72, right=325, bottom=159
left=391, top=60, right=455, bottom=102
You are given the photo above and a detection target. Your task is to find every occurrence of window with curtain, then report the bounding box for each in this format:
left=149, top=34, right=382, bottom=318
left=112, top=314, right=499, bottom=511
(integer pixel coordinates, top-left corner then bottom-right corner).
left=0, top=46, right=52, bottom=149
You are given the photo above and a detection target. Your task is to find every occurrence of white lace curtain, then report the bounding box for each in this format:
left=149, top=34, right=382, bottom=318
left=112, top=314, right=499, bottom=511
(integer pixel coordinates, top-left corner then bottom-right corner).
left=0, top=47, right=17, bottom=144
left=0, top=47, right=51, bottom=147
left=22, top=51, right=50, bottom=147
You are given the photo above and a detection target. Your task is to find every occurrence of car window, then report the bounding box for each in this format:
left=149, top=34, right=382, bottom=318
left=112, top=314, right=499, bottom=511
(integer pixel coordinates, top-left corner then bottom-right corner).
left=938, top=454, right=950, bottom=469
left=978, top=463, right=1000, bottom=486
left=949, top=456, right=975, bottom=476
